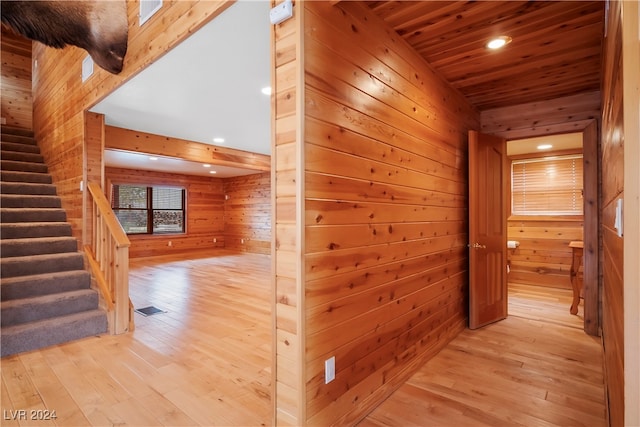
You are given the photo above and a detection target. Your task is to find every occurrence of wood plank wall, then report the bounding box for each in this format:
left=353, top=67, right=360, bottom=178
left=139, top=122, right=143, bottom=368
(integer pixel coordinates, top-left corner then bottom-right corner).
left=601, top=1, right=625, bottom=425
left=82, top=112, right=105, bottom=248
left=507, top=216, right=583, bottom=289
left=301, top=3, right=479, bottom=425
left=103, top=126, right=272, bottom=256
left=481, top=91, right=601, bottom=141
left=105, top=167, right=225, bottom=258
left=1, top=27, right=32, bottom=130
left=105, top=125, right=270, bottom=172
left=272, top=0, right=304, bottom=422
left=31, top=1, right=233, bottom=243
left=621, top=2, right=640, bottom=424
left=104, top=168, right=271, bottom=258
left=224, top=172, right=271, bottom=254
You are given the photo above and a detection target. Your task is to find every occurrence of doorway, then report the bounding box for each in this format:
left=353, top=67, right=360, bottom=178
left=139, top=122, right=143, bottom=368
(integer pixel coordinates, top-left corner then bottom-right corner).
left=504, top=130, right=597, bottom=333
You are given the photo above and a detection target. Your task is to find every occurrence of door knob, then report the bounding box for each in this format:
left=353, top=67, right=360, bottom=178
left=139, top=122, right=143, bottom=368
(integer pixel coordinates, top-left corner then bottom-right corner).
left=468, top=242, right=487, bottom=249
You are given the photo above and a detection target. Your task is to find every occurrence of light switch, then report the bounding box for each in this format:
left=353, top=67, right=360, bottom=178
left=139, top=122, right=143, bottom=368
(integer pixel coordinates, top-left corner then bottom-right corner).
left=614, top=198, right=623, bottom=237
left=325, top=356, right=335, bottom=384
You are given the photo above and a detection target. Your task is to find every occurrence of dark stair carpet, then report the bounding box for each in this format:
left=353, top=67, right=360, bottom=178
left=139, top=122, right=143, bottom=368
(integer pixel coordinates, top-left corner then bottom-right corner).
left=1, top=126, right=107, bottom=357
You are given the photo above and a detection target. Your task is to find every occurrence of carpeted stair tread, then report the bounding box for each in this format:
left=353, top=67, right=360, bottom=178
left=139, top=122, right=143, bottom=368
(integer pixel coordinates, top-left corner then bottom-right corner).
left=0, top=127, right=108, bottom=356
left=1, top=208, right=67, bottom=223
left=1, top=194, right=62, bottom=208
left=1, top=181, right=57, bottom=195
left=1, top=270, right=90, bottom=301
left=1, top=252, right=85, bottom=278
left=0, top=170, right=52, bottom=184
left=1, top=127, right=34, bottom=138
left=0, top=150, right=44, bottom=163
left=0, top=309, right=107, bottom=357
left=0, top=134, right=36, bottom=146
left=1, top=159, right=48, bottom=173
left=1, top=222, right=72, bottom=239
left=1, top=236, right=78, bottom=257
left=1, top=289, right=99, bottom=327
left=1, top=141, right=40, bottom=154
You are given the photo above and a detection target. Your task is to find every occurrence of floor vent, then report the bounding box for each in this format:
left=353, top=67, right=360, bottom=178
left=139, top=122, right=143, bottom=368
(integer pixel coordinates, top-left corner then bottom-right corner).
left=140, top=0, right=162, bottom=26
left=134, top=306, right=166, bottom=316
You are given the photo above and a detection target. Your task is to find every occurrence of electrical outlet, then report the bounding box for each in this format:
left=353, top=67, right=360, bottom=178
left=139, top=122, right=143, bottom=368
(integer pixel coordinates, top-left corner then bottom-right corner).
left=168, top=241, right=172, bottom=247
left=325, top=356, right=335, bottom=384
left=241, top=239, right=245, bottom=244
left=213, top=238, right=217, bottom=243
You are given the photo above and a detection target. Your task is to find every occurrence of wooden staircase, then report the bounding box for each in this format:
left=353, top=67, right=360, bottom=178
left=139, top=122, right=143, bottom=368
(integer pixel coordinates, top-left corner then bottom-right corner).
left=1, top=126, right=107, bottom=357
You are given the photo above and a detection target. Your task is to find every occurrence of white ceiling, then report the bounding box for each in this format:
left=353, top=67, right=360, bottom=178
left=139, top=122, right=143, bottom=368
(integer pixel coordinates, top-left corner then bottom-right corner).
left=91, top=0, right=272, bottom=177
left=507, top=133, right=583, bottom=156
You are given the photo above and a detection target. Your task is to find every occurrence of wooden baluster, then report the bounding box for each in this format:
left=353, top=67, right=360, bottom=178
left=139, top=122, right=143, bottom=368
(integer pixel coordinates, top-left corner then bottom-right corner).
left=114, top=246, right=129, bottom=333
left=84, top=182, right=132, bottom=334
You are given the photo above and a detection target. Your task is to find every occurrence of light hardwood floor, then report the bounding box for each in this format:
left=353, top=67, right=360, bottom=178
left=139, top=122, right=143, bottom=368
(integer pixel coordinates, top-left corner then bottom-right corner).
left=1, top=250, right=272, bottom=427
left=1, top=252, right=605, bottom=427
left=360, top=283, right=606, bottom=427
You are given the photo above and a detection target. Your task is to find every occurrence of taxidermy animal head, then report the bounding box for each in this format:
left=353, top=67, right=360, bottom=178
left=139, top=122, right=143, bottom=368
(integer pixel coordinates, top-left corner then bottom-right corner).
left=1, top=1, right=128, bottom=74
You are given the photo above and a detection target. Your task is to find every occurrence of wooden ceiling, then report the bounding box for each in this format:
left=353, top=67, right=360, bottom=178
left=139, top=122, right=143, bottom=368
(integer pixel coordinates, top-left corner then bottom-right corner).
left=366, top=1, right=605, bottom=111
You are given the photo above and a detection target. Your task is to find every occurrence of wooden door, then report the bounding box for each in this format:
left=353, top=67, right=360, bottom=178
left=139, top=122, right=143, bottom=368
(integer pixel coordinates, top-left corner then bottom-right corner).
left=468, top=130, right=508, bottom=329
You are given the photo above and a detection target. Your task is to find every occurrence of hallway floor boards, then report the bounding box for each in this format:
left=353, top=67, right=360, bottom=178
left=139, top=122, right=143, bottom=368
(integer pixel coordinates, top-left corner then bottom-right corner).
left=360, top=283, right=606, bottom=427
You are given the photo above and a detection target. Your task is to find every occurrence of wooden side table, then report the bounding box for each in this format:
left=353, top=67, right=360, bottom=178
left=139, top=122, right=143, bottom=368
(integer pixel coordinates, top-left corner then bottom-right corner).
left=569, top=241, right=584, bottom=315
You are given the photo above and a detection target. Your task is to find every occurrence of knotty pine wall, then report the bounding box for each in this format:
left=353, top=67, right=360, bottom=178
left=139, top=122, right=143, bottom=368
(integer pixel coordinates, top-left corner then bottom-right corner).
left=621, top=2, right=640, bottom=424
left=224, top=172, right=271, bottom=255
left=301, top=2, right=479, bottom=425
left=507, top=217, right=583, bottom=289
left=271, top=0, right=303, bottom=422
left=601, top=1, right=625, bottom=425
left=105, top=168, right=271, bottom=258
left=481, top=92, right=600, bottom=141
left=105, top=167, right=225, bottom=258
left=105, top=125, right=271, bottom=172
left=31, top=1, right=233, bottom=243
left=1, top=27, right=32, bottom=130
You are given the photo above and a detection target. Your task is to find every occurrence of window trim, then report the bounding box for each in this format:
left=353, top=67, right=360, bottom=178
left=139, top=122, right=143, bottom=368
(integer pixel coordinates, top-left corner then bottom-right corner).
left=111, top=183, right=187, bottom=235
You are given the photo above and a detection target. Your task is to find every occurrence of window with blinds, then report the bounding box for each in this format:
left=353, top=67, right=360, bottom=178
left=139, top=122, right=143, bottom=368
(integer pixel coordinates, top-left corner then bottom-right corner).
left=151, top=187, right=184, bottom=233
left=111, top=185, right=185, bottom=234
left=511, top=155, right=583, bottom=215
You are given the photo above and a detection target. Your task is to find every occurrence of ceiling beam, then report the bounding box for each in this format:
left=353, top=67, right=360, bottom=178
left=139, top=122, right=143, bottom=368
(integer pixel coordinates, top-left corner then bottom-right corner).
left=480, top=91, right=601, bottom=140
left=104, top=126, right=270, bottom=172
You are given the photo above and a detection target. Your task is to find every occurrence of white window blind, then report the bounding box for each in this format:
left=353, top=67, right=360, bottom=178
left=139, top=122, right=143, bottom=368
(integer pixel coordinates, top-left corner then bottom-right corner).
left=152, top=187, right=182, bottom=209
left=151, top=187, right=184, bottom=233
left=511, top=155, right=583, bottom=215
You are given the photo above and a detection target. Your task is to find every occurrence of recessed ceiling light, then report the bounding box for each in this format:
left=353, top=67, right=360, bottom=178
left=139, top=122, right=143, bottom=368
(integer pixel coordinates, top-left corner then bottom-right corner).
left=537, top=144, right=553, bottom=150
left=261, top=86, right=272, bottom=96
left=487, top=36, right=512, bottom=50
left=203, top=164, right=211, bottom=168
left=209, top=170, right=217, bottom=174
left=213, top=137, right=225, bottom=144
left=149, top=156, right=158, bottom=161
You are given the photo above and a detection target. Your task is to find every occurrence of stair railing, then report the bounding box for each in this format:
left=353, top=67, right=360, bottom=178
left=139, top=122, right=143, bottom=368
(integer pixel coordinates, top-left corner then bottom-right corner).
left=84, top=182, right=133, bottom=334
